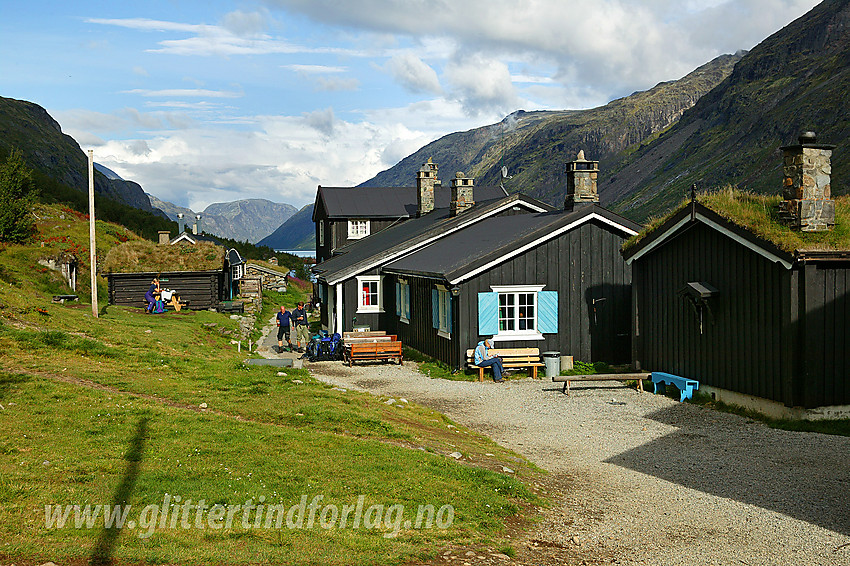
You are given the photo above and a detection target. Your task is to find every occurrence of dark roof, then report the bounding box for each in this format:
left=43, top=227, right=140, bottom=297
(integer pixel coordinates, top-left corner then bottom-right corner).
left=313, top=185, right=510, bottom=220
left=227, top=248, right=245, bottom=266
left=383, top=205, right=641, bottom=284
left=622, top=201, right=797, bottom=268
left=312, top=193, right=554, bottom=284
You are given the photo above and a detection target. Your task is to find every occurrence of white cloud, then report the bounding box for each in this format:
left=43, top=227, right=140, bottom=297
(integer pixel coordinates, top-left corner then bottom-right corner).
left=122, top=88, right=243, bottom=98
left=385, top=53, right=442, bottom=95
left=304, top=107, right=336, bottom=136
left=221, top=10, right=270, bottom=37
left=315, top=77, right=360, bottom=91
left=283, top=64, right=347, bottom=74
left=445, top=55, right=518, bottom=116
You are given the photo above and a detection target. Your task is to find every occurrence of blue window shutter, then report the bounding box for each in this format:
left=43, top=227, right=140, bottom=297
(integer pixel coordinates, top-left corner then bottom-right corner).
left=477, top=292, right=499, bottom=335
left=447, top=295, right=453, bottom=333
left=432, top=289, right=439, bottom=329
left=395, top=282, right=401, bottom=316
left=405, top=284, right=411, bottom=319
left=538, top=291, right=558, bottom=333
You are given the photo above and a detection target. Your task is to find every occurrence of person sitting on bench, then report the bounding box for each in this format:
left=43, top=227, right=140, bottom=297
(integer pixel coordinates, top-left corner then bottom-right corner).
left=474, top=338, right=505, bottom=382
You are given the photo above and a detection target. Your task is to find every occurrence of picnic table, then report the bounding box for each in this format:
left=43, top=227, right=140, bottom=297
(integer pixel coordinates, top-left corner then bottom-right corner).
left=342, top=331, right=403, bottom=366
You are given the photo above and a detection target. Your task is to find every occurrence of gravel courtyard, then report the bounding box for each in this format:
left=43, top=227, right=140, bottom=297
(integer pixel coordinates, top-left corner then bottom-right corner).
left=258, top=325, right=850, bottom=565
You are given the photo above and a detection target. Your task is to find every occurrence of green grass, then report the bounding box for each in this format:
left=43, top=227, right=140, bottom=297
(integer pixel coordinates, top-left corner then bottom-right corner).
left=0, top=207, right=544, bottom=564
left=623, top=189, right=850, bottom=254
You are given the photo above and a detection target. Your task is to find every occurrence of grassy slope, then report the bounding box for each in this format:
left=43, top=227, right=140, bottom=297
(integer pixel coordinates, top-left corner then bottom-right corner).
left=0, top=206, right=540, bottom=564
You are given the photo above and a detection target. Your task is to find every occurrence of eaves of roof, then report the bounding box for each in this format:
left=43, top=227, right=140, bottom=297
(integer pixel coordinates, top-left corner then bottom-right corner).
left=622, top=201, right=796, bottom=268
left=312, top=193, right=552, bottom=285
left=383, top=205, right=641, bottom=284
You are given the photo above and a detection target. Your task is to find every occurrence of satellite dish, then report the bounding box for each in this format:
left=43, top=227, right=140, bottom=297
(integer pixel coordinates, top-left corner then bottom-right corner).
left=501, top=166, right=508, bottom=179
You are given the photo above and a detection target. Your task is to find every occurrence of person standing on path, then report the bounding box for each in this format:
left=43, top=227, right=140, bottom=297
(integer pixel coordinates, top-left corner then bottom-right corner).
left=276, top=305, right=293, bottom=353
left=292, top=301, right=309, bottom=353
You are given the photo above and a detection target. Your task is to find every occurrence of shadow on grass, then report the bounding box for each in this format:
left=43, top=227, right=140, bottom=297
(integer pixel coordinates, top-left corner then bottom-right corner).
left=90, top=416, right=148, bottom=565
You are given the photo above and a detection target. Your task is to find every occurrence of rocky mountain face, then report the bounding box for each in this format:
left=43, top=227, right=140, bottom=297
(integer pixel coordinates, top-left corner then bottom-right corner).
left=361, top=53, right=742, bottom=206
left=0, top=96, right=154, bottom=212
left=148, top=194, right=297, bottom=243
left=606, top=0, right=850, bottom=221
left=258, top=204, right=315, bottom=250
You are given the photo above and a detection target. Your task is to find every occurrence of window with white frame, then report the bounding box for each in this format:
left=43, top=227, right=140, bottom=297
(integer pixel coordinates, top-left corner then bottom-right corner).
left=347, top=220, right=370, bottom=239
left=356, top=275, right=383, bottom=313
left=485, top=285, right=549, bottom=341
left=436, top=285, right=451, bottom=338
left=398, top=279, right=410, bottom=323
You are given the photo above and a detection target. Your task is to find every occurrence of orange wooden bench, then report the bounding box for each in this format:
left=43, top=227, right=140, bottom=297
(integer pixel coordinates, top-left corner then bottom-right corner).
left=346, top=341, right=403, bottom=366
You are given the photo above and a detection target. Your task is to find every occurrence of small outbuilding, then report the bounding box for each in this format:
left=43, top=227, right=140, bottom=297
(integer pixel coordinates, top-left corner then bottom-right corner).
left=103, top=239, right=230, bottom=310
left=623, top=133, right=850, bottom=415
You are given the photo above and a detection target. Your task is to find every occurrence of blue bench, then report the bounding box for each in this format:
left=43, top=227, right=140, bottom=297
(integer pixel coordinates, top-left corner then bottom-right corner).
left=651, top=372, right=699, bottom=402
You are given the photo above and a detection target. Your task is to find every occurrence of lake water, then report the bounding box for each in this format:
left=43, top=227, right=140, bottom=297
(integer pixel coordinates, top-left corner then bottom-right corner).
left=275, top=249, right=314, bottom=258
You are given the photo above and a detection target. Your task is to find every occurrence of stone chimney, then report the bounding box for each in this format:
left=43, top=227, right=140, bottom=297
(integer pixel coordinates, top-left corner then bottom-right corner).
left=564, top=150, right=599, bottom=211
left=158, top=230, right=170, bottom=244
left=193, top=214, right=201, bottom=235
left=778, top=131, right=835, bottom=231
left=416, top=158, right=438, bottom=216
left=450, top=172, right=474, bottom=216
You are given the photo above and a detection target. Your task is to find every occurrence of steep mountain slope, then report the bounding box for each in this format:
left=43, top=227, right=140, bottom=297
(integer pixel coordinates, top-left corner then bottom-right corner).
left=361, top=53, right=742, bottom=205
left=606, top=0, right=850, bottom=221
left=147, top=194, right=297, bottom=243
left=0, top=96, right=154, bottom=211
left=258, top=204, right=315, bottom=250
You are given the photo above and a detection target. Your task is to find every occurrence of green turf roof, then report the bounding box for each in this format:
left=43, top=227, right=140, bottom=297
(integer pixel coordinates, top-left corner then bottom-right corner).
left=623, top=190, right=850, bottom=254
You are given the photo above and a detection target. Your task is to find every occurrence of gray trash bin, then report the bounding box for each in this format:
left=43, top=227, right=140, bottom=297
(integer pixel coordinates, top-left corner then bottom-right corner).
left=543, top=351, right=560, bottom=379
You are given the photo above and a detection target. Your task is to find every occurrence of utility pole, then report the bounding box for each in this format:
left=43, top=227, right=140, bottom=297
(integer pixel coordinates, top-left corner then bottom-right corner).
left=88, top=150, right=98, bottom=318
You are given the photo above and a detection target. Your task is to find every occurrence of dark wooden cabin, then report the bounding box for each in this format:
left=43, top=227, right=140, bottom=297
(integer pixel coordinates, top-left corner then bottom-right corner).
left=312, top=160, right=507, bottom=263
left=312, top=189, right=553, bottom=336
left=107, top=270, right=226, bottom=310
left=382, top=205, right=639, bottom=369
left=623, top=135, right=850, bottom=410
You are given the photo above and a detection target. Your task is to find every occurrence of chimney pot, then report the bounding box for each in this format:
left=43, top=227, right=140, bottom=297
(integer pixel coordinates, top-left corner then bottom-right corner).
left=778, top=131, right=835, bottom=232
left=416, top=159, right=438, bottom=216
left=450, top=172, right=474, bottom=216
left=564, top=149, right=599, bottom=211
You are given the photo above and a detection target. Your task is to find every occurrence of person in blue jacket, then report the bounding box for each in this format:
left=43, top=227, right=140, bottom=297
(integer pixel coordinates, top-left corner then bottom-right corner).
left=474, top=338, right=505, bottom=382
left=276, top=305, right=293, bottom=353
left=144, top=277, right=160, bottom=313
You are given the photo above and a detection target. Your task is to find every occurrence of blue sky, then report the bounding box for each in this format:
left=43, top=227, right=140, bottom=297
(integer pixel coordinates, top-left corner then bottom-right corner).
left=0, top=0, right=821, bottom=210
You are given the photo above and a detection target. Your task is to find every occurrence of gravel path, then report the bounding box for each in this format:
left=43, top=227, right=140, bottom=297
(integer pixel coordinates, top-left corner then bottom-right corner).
left=257, top=324, right=850, bottom=565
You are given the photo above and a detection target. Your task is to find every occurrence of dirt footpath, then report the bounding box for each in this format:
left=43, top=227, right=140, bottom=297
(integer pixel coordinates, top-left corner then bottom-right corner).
left=300, top=357, right=850, bottom=566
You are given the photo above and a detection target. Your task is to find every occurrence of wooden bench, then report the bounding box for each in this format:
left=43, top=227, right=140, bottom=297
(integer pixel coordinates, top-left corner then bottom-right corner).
left=344, top=334, right=397, bottom=344
left=218, top=301, right=244, bottom=314
left=346, top=341, right=403, bottom=366
left=552, top=373, right=649, bottom=395
left=52, top=294, right=79, bottom=304
left=651, top=371, right=699, bottom=402
left=465, top=348, right=544, bottom=382
left=343, top=331, right=387, bottom=339
left=167, top=296, right=189, bottom=312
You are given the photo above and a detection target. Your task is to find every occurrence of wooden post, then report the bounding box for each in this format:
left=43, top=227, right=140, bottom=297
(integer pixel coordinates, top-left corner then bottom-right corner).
left=88, top=150, right=98, bottom=318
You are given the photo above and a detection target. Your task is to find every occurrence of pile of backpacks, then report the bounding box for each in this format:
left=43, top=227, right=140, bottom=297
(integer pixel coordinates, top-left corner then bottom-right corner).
left=303, top=331, right=343, bottom=362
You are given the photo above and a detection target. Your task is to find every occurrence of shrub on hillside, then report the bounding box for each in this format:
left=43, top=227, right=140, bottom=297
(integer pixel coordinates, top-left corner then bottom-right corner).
left=0, top=149, right=36, bottom=243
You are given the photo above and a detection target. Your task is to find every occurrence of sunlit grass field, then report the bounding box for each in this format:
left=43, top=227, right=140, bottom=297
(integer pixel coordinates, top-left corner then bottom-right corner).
left=0, top=205, right=542, bottom=564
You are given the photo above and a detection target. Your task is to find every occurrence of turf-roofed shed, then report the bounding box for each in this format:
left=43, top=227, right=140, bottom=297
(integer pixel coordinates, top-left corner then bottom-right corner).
left=103, top=240, right=228, bottom=310
left=623, top=180, right=850, bottom=413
